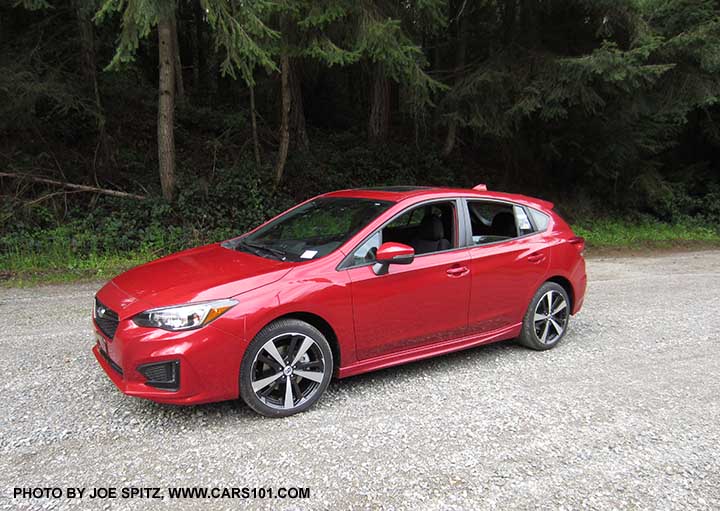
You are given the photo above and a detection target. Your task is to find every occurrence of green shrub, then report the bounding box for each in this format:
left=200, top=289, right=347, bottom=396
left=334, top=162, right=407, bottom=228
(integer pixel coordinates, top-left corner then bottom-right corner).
left=2, top=142, right=720, bottom=283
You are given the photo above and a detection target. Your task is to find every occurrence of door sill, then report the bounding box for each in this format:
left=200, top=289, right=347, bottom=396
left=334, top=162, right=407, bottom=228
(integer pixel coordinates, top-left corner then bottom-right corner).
left=337, top=323, right=522, bottom=379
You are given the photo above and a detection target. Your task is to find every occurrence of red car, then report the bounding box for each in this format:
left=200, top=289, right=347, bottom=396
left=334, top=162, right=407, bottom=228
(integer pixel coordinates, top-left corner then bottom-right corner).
left=93, top=185, right=586, bottom=417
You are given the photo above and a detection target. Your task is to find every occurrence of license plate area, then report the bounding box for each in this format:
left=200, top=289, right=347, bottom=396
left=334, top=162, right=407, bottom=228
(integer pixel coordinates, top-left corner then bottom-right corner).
left=96, top=331, right=123, bottom=375
left=96, top=331, right=108, bottom=355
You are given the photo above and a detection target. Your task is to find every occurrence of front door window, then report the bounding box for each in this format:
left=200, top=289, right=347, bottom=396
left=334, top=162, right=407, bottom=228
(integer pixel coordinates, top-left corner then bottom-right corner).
left=348, top=201, right=457, bottom=267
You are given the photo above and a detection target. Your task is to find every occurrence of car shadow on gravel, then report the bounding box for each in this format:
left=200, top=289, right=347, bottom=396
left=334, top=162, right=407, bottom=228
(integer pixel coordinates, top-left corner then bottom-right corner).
left=111, top=336, right=558, bottom=425
left=114, top=398, right=257, bottom=430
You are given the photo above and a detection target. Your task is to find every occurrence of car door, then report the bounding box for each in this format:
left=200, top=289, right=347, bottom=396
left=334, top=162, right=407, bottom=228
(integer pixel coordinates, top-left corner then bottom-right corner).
left=344, top=199, right=472, bottom=360
left=463, top=199, right=550, bottom=334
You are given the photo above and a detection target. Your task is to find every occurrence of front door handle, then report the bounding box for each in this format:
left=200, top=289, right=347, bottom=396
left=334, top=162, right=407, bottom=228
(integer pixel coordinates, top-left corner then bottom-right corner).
left=446, top=266, right=469, bottom=277
left=527, top=253, right=546, bottom=263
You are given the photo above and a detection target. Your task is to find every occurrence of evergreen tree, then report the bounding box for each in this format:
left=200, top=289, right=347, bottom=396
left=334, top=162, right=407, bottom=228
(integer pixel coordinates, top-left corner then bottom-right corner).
left=352, top=0, right=447, bottom=142
left=96, top=0, right=277, bottom=200
left=267, top=0, right=359, bottom=183
left=440, top=0, right=720, bottom=205
left=96, top=0, right=180, bottom=200
left=3, top=0, right=720, bottom=221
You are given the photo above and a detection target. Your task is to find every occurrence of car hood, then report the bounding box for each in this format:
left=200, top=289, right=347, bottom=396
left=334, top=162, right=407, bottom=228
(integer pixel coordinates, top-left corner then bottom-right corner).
left=110, top=243, right=293, bottom=311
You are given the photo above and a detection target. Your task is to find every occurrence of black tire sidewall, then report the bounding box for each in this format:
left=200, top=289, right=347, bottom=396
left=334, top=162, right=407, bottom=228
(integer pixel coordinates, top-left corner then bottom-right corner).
left=519, top=282, right=570, bottom=351
left=239, top=319, right=333, bottom=417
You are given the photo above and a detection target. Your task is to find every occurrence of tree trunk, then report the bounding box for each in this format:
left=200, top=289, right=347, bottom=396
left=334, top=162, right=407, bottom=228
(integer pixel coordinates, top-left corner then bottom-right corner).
left=289, top=59, right=309, bottom=151
left=249, top=80, right=261, bottom=166
left=431, top=35, right=443, bottom=130
left=207, top=50, right=219, bottom=104
left=190, top=18, right=200, bottom=90
left=519, top=0, right=540, bottom=48
left=442, top=122, right=458, bottom=156
left=158, top=10, right=176, bottom=201
left=74, top=0, right=111, bottom=172
left=192, top=1, right=205, bottom=91
left=75, top=5, right=99, bottom=112
left=171, top=9, right=185, bottom=99
left=368, top=65, right=390, bottom=143
left=274, top=54, right=291, bottom=186
left=501, top=0, right=518, bottom=45
left=442, top=12, right=468, bottom=157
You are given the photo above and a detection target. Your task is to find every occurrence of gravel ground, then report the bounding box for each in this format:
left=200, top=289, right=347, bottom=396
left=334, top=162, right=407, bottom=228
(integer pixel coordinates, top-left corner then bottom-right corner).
left=1, top=251, right=719, bottom=510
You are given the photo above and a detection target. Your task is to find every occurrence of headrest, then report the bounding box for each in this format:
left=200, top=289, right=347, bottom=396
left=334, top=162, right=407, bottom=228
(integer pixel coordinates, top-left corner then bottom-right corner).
left=419, top=215, right=444, bottom=241
left=491, top=211, right=516, bottom=237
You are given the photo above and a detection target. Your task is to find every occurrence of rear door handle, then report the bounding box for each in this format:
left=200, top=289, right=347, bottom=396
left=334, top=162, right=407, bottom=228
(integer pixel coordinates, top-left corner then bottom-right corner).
left=527, top=253, right=546, bottom=263
left=446, top=266, right=469, bottom=277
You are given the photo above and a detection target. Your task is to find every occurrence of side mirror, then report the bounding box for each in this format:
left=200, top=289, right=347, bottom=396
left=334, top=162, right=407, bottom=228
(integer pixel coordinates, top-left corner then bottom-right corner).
left=373, top=242, right=415, bottom=275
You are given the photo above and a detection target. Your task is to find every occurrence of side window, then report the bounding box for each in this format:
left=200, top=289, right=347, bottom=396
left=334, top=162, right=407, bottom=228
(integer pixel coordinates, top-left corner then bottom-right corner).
left=385, top=207, right=422, bottom=230
left=349, top=201, right=457, bottom=266
left=528, top=208, right=550, bottom=231
left=467, top=201, right=540, bottom=244
left=350, top=231, right=382, bottom=266
left=467, top=201, right=518, bottom=244
left=514, top=206, right=535, bottom=236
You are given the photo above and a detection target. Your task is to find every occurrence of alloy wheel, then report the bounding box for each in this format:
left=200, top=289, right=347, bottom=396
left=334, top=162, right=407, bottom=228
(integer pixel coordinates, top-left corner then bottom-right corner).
left=250, top=332, right=326, bottom=411
left=533, top=290, right=568, bottom=344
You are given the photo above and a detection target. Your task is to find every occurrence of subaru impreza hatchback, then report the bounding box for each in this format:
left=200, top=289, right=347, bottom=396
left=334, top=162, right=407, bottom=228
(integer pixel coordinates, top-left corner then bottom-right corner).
left=93, top=185, right=586, bottom=417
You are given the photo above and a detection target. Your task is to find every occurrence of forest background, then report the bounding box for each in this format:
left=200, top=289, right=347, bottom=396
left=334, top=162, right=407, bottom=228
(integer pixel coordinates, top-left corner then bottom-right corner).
left=2, top=0, right=720, bottom=282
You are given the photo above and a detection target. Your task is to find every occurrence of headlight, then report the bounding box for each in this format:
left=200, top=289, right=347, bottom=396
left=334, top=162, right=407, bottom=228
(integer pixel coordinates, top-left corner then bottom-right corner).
left=133, top=299, right=237, bottom=331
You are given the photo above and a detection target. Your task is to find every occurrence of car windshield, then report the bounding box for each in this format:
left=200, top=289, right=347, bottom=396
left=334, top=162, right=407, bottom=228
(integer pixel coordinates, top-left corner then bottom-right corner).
left=233, top=197, right=393, bottom=262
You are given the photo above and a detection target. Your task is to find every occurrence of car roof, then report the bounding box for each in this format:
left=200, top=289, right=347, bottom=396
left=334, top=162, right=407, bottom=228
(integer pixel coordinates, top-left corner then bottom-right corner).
left=321, top=186, right=554, bottom=211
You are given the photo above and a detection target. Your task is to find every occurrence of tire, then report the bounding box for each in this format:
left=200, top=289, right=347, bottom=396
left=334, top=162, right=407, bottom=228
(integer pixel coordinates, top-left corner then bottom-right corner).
left=517, top=282, right=571, bottom=351
left=240, top=319, right=333, bottom=417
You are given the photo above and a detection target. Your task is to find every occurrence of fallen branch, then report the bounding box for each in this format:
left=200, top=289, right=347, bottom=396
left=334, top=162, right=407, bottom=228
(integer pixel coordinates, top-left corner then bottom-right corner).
left=24, top=190, right=85, bottom=207
left=0, top=172, right=146, bottom=200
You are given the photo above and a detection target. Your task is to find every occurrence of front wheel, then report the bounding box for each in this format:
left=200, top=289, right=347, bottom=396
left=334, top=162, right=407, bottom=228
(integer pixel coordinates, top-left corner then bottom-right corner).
left=240, top=319, right=333, bottom=417
left=517, top=282, right=570, bottom=350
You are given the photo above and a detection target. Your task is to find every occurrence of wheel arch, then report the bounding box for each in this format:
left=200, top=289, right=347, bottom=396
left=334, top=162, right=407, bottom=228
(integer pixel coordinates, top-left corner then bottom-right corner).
left=265, top=312, right=342, bottom=370
left=545, top=275, right=574, bottom=312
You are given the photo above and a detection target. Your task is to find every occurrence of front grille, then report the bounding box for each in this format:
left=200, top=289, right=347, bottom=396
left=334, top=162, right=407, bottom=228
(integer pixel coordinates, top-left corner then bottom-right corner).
left=95, top=298, right=119, bottom=339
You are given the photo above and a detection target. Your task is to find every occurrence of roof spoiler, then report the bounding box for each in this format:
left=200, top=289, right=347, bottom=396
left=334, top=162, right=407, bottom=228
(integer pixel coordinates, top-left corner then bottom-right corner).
left=472, top=183, right=488, bottom=191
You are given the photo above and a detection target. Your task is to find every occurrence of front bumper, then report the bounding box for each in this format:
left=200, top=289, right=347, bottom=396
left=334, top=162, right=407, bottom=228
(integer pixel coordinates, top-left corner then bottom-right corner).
left=92, top=317, right=244, bottom=405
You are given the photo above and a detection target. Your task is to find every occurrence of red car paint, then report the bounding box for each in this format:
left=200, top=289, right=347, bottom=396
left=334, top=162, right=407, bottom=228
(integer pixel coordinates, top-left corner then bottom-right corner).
left=93, top=186, right=586, bottom=405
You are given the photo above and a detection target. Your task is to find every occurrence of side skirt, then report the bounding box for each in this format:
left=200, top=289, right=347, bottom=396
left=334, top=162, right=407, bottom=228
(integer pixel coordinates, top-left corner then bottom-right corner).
left=336, top=323, right=522, bottom=379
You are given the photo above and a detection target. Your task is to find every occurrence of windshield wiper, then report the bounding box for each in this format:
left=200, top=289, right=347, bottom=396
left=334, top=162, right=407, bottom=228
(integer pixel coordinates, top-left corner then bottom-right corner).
left=238, top=239, right=287, bottom=260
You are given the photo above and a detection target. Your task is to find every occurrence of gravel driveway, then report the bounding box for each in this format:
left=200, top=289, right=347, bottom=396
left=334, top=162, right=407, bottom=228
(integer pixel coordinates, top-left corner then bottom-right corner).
left=1, top=251, right=719, bottom=510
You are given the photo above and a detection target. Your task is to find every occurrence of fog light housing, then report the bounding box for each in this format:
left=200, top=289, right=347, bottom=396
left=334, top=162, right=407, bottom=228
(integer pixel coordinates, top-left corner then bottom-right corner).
left=137, top=360, right=180, bottom=391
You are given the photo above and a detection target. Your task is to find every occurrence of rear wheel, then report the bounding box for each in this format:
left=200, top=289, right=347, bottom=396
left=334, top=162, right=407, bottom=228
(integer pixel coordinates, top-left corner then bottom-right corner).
left=240, top=319, right=333, bottom=417
left=518, top=282, right=570, bottom=350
